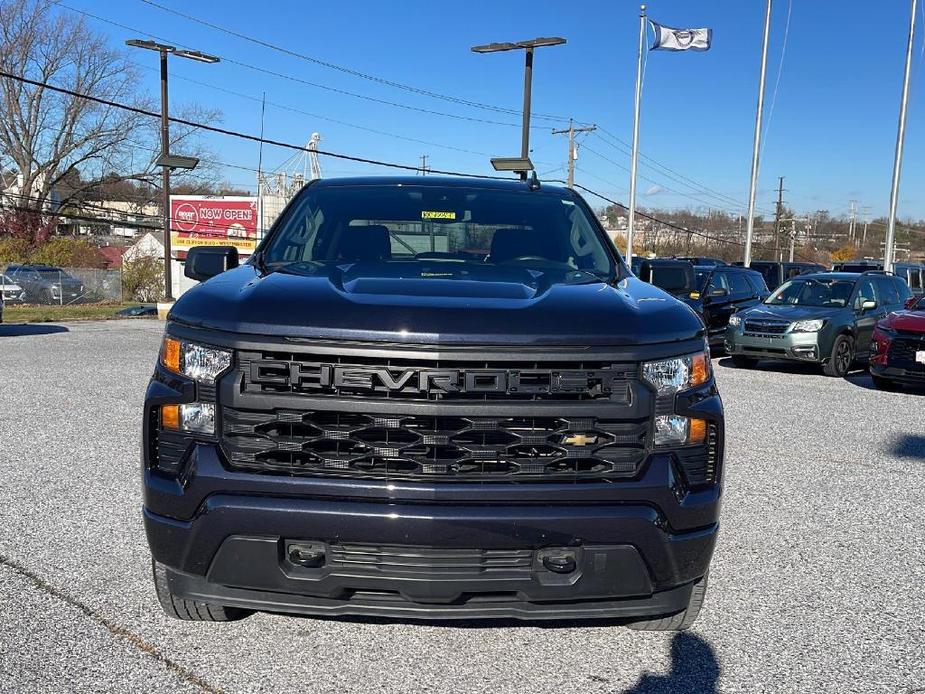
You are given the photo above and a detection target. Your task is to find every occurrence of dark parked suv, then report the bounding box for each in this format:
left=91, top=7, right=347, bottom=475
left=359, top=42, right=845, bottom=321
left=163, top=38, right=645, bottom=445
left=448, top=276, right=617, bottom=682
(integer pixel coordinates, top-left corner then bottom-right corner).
left=725, top=271, right=912, bottom=376
left=144, top=176, right=724, bottom=629
left=689, top=265, right=769, bottom=347
left=734, top=260, right=826, bottom=290
left=5, top=263, right=85, bottom=304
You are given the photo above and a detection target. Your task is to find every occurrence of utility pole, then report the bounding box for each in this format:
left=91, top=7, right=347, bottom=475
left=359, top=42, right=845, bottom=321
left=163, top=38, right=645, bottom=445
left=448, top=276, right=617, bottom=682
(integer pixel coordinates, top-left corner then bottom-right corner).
left=552, top=118, right=597, bottom=188
left=419, top=154, right=429, bottom=176
left=848, top=200, right=857, bottom=244
left=773, top=176, right=785, bottom=261
left=788, top=219, right=797, bottom=262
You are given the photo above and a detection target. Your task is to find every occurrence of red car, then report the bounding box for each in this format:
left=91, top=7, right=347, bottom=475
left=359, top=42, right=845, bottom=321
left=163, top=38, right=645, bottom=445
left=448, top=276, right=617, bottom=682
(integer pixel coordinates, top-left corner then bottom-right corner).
left=870, top=294, right=925, bottom=391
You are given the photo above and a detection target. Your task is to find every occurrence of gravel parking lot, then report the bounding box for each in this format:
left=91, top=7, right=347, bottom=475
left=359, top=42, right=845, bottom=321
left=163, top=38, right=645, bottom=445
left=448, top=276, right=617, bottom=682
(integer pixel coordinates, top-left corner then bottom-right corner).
left=1, top=320, right=924, bottom=694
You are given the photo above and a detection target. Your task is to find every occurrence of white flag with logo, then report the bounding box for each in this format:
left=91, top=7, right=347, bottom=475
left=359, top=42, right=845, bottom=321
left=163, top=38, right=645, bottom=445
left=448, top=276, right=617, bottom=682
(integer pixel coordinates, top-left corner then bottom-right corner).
left=649, top=21, right=712, bottom=52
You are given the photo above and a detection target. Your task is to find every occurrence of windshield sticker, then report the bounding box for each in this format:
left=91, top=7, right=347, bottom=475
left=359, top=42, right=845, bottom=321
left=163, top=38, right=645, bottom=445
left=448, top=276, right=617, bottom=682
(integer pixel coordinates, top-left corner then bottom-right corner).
left=421, top=210, right=456, bottom=220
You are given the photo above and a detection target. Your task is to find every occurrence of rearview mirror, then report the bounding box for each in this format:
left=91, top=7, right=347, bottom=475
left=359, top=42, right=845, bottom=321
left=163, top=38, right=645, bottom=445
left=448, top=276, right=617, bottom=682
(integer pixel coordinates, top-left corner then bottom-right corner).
left=184, top=245, right=239, bottom=282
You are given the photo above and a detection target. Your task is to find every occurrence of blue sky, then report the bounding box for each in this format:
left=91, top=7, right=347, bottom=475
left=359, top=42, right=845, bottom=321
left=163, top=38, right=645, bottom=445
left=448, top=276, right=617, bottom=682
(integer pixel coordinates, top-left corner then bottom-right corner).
left=60, top=0, right=924, bottom=220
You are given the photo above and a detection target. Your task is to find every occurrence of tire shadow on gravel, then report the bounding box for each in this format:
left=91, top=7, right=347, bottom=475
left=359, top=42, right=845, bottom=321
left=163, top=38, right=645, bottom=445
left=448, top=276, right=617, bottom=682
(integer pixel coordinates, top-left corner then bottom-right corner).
left=892, top=434, right=925, bottom=462
left=0, top=323, right=69, bottom=337
left=622, top=632, right=719, bottom=694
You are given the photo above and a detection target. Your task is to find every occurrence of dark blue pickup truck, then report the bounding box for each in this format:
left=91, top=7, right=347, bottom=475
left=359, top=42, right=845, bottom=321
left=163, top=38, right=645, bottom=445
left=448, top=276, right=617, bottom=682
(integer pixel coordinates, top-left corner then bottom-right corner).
left=143, top=176, right=724, bottom=630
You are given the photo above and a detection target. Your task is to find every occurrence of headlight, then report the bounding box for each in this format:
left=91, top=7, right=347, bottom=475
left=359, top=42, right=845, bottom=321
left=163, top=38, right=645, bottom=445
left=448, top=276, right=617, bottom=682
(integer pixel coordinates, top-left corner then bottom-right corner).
left=160, top=336, right=232, bottom=383
left=161, top=402, right=215, bottom=434
left=728, top=314, right=742, bottom=327
left=790, top=319, right=825, bottom=333
left=653, top=415, right=708, bottom=446
left=642, top=351, right=711, bottom=396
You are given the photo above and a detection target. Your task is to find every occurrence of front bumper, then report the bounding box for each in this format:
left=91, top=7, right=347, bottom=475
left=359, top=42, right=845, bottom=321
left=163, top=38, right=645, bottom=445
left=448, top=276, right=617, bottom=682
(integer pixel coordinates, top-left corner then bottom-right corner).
left=870, top=361, right=925, bottom=385
left=724, top=327, right=822, bottom=362
left=144, top=445, right=719, bottom=620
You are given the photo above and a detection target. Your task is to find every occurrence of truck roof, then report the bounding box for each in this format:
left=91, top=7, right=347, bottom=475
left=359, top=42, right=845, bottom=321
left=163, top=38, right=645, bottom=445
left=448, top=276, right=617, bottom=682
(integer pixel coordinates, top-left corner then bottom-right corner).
left=309, top=175, right=573, bottom=196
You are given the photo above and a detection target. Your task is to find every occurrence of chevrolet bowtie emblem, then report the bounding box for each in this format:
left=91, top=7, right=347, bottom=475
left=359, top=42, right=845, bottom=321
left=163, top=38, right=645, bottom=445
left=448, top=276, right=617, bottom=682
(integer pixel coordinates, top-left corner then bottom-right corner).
left=563, top=433, right=597, bottom=446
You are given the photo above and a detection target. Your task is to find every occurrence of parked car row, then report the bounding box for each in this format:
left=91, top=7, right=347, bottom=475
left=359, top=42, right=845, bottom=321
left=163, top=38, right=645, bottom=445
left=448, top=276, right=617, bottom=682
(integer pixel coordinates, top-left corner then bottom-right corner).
left=633, top=256, right=925, bottom=391
left=2, top=264, right=87, bottom=305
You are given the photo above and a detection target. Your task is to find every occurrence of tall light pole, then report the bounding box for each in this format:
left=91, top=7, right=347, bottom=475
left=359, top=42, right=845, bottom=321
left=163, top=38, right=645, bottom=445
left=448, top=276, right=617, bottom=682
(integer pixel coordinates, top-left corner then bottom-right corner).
left=742, top=0, right=773, bottom=268
left=126, top=39, right=219, bottom=301
left=472, top=37, right=566, bottom=179
left=883, top=0, right=917, bottom=273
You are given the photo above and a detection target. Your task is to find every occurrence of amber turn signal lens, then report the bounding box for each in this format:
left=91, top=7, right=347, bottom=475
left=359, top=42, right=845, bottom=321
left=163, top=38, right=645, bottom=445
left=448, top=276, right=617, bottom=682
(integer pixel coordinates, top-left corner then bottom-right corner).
left=161, top=404, right=180, bottom=430
left=161, top=336, right=181, bottom=374
left=690, top=351, right=711, bottom=387
left=688, top=418, right=708, bottom=445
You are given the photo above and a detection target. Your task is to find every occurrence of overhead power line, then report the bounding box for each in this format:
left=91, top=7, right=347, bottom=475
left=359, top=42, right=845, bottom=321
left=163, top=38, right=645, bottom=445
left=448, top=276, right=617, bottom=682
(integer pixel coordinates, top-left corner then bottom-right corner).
left=571, top=183, right=818, bottom=262
left=0, top=70, right=509, bottom=180
left=136, top=0, right=578, bottom=124
left=55, top=2, right=551, bottom=131
left=594, top=127, right=775, bottom=215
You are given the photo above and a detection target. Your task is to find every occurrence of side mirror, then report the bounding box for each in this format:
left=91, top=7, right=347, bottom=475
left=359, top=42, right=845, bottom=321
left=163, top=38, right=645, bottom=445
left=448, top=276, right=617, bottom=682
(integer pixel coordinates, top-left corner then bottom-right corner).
left=860, top=299, right=877, bottom=312
left=710, top=287, right=729, bottom=298
left=906, top=296, right=919, bottom=309
left=184, top=245, right=239, bottom=282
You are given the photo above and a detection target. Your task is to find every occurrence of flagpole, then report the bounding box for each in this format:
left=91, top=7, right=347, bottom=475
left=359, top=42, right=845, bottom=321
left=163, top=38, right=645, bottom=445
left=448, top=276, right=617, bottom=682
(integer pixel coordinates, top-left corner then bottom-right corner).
left=743, top=0, right=772, bottom=268
left=884, top=0, right=917, bottom=273
left=626, top=4, right=646, bottom=262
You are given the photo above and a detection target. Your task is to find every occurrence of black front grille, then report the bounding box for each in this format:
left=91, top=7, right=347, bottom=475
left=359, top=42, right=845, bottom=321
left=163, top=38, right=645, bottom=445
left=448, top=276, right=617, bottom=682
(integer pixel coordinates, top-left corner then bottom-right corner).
left=222, top=408, right=648, bottom=482
left=239, top=350, right=635, bottom=402
left=327, top=545, right=533, bottom=576
left=743, top=319, right=789, bottom=336
left=888, top=335, right=925, bottom=372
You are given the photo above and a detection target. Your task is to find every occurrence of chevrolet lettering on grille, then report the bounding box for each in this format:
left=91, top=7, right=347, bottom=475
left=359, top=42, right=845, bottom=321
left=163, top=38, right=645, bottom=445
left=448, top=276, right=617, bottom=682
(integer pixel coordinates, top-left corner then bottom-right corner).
left=248, top=361, right=626, bottom=398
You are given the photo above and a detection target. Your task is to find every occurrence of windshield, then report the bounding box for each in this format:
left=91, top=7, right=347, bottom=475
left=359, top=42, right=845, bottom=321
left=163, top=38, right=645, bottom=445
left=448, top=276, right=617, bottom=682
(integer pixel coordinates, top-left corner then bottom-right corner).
left=261, top=184, right=617, bottom=282
left=766, top=278, right=855, bottom=308
left=647, top=266, right=692, bottom=294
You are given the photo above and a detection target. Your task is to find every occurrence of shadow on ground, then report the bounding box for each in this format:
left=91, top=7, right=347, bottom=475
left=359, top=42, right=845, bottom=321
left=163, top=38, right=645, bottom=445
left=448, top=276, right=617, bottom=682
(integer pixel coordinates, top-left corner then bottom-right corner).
left=622, top=632, right=720, bottom=693
left=716, top=356, right=821, bottom=376
left=892, top=434, right=925, bottom=462
left=0, top=323, right=69, bottom=337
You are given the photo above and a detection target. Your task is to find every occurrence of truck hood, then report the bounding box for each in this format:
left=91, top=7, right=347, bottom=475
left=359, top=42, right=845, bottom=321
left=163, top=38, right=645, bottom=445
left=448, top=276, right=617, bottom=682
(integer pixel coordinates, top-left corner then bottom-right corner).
left=169, top=264, right=705, bottom=346
left=739, top=304, right=845, bottom=322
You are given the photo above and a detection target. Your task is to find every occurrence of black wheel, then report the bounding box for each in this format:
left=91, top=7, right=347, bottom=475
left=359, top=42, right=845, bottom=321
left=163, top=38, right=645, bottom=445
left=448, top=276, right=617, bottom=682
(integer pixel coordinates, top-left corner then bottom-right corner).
left=152, top=560, right=251, bottom=622
left=41, top=288, right=55, bottom=304
left=626, top=574, right=708, bottom=632
left=872, top=375, right=902, bottom=392
left=823, top=334, right=855, bottom=377
left=731, top=355, right=757, bottom=369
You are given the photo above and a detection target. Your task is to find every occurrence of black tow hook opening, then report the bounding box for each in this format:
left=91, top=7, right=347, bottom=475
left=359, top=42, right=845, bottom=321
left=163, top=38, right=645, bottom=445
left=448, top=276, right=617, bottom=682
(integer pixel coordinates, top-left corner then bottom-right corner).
left=287, top=542, right=326, bottom=568
left=540, top=551, right=578, bottom=574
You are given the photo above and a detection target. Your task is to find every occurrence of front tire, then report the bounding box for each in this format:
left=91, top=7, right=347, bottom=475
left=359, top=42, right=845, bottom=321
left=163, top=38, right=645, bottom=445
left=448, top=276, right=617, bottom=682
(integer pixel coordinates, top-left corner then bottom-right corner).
left=626, top=574, right=708, bottom=632
left=152, top=560, right=251, bottom=622
left=823, top=334, right=855, bottom=377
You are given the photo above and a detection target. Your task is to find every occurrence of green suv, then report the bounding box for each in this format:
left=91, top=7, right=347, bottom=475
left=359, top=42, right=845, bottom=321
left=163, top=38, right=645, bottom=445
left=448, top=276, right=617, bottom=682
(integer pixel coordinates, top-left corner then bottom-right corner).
left=724, top=271, right=912, bottom=377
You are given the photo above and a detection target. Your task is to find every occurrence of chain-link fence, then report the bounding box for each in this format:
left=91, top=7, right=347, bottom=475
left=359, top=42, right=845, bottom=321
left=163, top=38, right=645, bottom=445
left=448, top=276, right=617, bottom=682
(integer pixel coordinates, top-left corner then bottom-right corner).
left=0, top=264, right=122, bottom=305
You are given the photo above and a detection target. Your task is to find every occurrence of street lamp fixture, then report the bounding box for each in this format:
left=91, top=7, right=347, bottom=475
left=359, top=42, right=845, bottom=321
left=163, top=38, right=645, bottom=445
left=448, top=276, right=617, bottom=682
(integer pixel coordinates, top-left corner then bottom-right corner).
left=126, top=39, right=220, bottom=301
left=471, top=37, right=566, bottom=180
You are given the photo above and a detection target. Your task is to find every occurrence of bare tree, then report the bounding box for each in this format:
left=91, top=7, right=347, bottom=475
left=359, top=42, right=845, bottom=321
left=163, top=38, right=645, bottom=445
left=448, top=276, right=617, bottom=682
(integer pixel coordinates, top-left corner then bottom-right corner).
left=0, top=0, right=146, bottom=214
